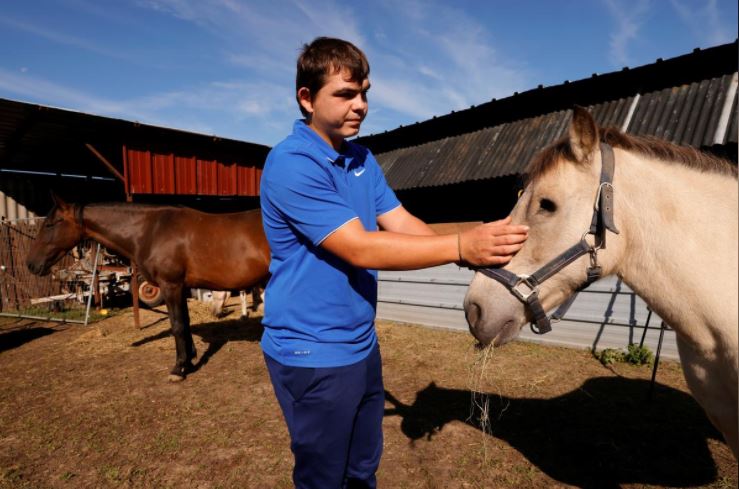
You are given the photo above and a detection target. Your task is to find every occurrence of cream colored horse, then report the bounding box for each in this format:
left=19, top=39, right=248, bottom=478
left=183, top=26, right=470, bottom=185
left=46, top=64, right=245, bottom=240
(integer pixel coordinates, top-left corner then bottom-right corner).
left=464, top=107, right=738, bottom=458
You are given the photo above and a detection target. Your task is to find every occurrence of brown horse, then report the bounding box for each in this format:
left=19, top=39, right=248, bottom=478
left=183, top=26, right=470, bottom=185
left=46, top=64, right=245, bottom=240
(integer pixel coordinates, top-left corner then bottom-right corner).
left=26, top=196, right=270, bottom=381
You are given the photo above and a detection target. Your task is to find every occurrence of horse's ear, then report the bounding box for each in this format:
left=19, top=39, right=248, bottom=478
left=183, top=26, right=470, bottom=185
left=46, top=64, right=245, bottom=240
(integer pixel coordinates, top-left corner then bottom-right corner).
left=569, top=106, right=599, bottom=163
left=50, top=191, right=68, bottom=209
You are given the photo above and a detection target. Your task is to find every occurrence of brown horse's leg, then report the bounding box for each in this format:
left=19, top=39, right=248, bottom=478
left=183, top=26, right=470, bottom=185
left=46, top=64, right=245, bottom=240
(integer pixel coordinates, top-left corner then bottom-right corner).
left=162, top=284, right=196, bottom=382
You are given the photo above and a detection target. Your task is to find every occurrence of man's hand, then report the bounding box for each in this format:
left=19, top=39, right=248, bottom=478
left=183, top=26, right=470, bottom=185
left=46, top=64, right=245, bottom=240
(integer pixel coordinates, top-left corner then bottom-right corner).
left=458, top=216, right=528, bottom=267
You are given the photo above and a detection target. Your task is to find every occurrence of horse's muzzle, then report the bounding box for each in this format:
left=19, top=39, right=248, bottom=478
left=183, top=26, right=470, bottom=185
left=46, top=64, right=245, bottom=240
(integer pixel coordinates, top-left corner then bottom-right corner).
left=26, top=260, right=50, bottom=276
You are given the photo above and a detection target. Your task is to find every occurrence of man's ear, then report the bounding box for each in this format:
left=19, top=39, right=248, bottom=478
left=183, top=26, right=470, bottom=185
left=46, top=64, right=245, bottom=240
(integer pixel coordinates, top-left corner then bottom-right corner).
left=297, top=87, right=313, bottom=116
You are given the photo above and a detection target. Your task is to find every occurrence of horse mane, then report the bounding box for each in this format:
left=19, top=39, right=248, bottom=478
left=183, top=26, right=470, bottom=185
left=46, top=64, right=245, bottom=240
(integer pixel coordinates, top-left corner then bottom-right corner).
left=526, top=126, right=738, bottom=183
left=81, top=202, right=189, bottom=212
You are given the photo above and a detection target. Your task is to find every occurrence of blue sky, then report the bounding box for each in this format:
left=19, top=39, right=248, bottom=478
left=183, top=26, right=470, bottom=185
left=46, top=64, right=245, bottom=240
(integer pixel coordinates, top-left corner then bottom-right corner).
left=0, top=0, right=736, bottom=146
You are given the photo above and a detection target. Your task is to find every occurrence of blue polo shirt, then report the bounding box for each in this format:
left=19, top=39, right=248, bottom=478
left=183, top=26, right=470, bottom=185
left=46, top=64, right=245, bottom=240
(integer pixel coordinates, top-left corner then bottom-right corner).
left=260, top=120, right=401, bottom=368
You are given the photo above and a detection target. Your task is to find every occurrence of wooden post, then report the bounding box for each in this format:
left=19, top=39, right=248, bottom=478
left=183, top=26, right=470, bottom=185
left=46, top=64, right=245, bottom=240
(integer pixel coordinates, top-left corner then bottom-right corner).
left=130, top=264, right=141, bottom=329
left=122, top=144, right=141, bottom=329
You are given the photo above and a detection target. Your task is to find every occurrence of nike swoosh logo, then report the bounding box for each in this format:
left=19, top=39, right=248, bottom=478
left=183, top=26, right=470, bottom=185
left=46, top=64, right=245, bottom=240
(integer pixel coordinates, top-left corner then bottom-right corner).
left=354, top=168, right=366, bottom=177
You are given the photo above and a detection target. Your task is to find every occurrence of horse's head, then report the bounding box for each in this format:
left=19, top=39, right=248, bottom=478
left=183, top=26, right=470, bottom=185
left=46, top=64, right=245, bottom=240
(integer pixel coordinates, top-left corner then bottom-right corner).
left=26, top=194, right=84, bottom=276
left=464, top=107, right=625, bottom=346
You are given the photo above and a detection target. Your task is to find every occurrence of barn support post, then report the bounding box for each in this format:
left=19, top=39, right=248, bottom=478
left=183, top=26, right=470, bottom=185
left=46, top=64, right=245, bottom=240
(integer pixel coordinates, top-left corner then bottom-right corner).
left=122, top=144, right=141, bottom=329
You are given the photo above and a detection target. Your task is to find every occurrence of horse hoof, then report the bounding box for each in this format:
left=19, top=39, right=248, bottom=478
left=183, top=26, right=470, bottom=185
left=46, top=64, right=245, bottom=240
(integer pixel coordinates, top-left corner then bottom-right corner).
left=168, top=373, right=185, bottom=382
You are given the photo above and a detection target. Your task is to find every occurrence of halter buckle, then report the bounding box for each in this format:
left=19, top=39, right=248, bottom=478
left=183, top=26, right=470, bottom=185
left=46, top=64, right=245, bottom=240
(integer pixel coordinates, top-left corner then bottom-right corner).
left=511, top=275, right=538, bottom=302
left=594, top=182, right=614, bottom=212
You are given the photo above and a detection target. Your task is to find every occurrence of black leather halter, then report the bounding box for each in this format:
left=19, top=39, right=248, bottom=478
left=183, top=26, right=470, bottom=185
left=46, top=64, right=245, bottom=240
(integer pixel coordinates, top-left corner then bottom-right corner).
left=477, top=143, right=619, bottom=334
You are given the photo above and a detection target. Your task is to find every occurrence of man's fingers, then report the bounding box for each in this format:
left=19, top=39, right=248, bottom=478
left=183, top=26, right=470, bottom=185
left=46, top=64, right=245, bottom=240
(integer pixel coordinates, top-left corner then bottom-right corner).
left=492, top=243, right=524, bottom=255
left=481, top=222, right=529, bottom=235
left=482, top=255, right=513, bottom=266
left=493, top=234, right=528, bottom=246
left=490, top=215, right=512, bottom=225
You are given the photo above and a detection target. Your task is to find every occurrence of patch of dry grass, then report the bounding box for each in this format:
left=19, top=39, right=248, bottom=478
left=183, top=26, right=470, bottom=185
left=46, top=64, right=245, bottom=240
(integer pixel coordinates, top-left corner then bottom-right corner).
left=0, top=310, right=735, bottom=488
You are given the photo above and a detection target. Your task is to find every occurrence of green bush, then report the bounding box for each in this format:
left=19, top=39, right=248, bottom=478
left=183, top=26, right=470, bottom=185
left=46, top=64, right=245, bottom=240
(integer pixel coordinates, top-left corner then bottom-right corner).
left=597, top=348, right=624, bottom=366
left=597, top=344, right=654, bottom=367
left=624, top=343, right=654, bottom=366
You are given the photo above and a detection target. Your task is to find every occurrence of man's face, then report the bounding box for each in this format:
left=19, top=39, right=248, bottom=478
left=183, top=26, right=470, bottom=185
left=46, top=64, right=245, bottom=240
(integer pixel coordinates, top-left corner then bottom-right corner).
left=300, top=68, right=370, bottom=149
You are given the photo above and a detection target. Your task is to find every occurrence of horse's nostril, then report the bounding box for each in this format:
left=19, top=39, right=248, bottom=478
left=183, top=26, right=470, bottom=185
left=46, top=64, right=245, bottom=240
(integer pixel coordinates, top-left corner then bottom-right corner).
left=465, top=302, right=481, bottom=328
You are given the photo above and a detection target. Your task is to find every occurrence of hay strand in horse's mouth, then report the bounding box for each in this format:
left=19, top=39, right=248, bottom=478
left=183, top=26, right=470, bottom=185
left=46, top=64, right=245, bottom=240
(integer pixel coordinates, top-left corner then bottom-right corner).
left=467, top=341, right=509, bottom=468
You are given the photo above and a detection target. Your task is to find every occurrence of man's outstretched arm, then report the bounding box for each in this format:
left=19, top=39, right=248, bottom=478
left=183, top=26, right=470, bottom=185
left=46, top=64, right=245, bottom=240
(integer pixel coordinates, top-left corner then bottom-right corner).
left=322, top=215, right=528, bottom=270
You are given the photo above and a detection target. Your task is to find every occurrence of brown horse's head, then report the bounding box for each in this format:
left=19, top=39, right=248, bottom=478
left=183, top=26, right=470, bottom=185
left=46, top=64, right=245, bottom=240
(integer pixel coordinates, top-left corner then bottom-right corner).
left=27, top=195, right=84, bottom=276
left=464, top=107, right=626, bottom=346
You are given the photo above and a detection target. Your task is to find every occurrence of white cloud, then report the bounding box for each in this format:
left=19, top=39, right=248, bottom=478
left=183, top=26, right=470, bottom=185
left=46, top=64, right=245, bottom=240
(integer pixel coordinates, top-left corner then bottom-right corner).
left=670, top=0, right=733, bottom=46
left=0, top=68, right=131, bottom=116
left=0, top=0, right=534, bottom=143
left=0, top=15, right=136, bottom=63
left=604, top=0, right=651, bottom=67
left=138, top=0, right=530, bottom=126
left=0, top=67, right=291, bottom=142
left=363, top=0, right=529, bottom=124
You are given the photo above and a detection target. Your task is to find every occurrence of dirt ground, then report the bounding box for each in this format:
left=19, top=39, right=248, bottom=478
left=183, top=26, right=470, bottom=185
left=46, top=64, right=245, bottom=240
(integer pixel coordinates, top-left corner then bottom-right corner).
left=0, top=300, right=736, bottom=489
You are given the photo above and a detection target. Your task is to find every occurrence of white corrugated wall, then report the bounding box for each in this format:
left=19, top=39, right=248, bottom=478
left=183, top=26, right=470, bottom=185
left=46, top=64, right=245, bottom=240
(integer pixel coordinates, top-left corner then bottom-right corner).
left=0, top=190, right=35, bottom=220
left=377, top=264, right=678, bottom=360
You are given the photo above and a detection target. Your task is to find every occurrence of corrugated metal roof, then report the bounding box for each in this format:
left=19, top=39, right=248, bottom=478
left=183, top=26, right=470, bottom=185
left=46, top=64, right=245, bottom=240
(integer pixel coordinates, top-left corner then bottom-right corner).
left=378, top=97, right=648, bottom=190
left=361, top=41, right=738, bottom=154
left=729, top=94, right=738, bottom=144
left=627, top=74, right=735, bottom=147
left=375, top=52, right=737, bottom=190
left=0, top=97, right=270, bottom=198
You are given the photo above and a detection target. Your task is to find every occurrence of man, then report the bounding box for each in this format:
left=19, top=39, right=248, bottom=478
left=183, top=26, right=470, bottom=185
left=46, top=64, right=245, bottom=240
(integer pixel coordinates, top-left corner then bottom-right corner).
left=260, top=37, right=528, bottom=489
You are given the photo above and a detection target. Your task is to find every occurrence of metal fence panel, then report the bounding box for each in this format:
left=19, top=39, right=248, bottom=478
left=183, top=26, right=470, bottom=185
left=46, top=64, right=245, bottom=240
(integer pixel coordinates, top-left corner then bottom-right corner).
left=377, top=264, right=678, bottom=360
left=0, top=217, right=104, bottom=322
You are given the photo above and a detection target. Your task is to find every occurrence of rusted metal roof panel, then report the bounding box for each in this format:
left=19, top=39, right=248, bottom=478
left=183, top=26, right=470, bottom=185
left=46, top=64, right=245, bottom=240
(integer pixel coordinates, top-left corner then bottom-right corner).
left=126, top=149, right=152, bottom=194
left=174, top=156, right=197, bottom=194
left=237, top=166, right=262, bottom=196
left=152, top=153, right=175, bottom=194
left=124, top=149, right=261, bottom=197
left=197, top=159, right=218, bottom=195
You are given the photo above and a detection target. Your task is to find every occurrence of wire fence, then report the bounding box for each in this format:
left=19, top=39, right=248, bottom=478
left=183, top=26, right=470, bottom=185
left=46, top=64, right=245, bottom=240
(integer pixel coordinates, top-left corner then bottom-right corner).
left=0, top=216, right=122, bottom=324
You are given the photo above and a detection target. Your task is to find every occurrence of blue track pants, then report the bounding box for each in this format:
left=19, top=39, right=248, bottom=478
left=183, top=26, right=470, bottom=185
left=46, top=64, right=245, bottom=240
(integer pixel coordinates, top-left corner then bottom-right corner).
left=264, top=344, right=384, bottom=489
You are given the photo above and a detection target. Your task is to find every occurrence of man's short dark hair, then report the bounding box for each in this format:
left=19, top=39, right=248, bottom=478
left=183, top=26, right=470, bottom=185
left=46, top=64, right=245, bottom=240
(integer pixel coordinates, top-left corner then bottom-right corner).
left=296, top=37, right=370, bottom=117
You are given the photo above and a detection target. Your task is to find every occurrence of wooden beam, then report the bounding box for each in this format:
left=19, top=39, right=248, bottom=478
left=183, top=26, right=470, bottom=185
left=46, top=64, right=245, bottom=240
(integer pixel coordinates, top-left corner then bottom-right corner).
left=84, top=143, right=125, bottom=182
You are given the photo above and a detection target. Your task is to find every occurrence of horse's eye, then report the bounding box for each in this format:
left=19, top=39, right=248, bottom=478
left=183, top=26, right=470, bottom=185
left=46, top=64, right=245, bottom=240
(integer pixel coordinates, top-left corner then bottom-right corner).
left=539, top=198, right=557, bottom=213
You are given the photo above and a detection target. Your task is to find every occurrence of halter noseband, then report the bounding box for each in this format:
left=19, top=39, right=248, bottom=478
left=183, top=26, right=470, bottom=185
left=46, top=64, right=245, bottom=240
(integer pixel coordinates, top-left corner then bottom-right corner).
left=477, top=143, right=619, bottom=334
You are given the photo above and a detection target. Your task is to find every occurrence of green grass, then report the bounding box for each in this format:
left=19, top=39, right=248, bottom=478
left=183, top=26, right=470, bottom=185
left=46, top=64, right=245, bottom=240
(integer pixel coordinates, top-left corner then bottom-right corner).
left=2, top=304, right=122, bottom=323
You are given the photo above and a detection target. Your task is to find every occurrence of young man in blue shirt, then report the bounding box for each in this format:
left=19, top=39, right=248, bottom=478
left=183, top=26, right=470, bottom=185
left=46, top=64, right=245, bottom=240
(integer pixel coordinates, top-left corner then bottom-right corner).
left=260, top=37, right=528, bottom=489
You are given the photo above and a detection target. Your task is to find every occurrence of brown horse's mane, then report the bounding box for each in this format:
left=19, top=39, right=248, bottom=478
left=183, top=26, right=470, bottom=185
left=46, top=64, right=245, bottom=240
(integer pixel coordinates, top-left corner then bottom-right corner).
left=85, top=202, right=186, bottom=210
left=526, top=126, right=738, bottom=183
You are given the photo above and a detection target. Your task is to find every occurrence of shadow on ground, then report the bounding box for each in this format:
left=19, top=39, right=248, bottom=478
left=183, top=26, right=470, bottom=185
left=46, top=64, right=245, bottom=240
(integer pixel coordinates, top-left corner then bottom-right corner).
left=385, top=377, right=722, bottom=488
left=0, top=323, right=57, bottom=353
left=130, top=316, right=264, bottom=373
